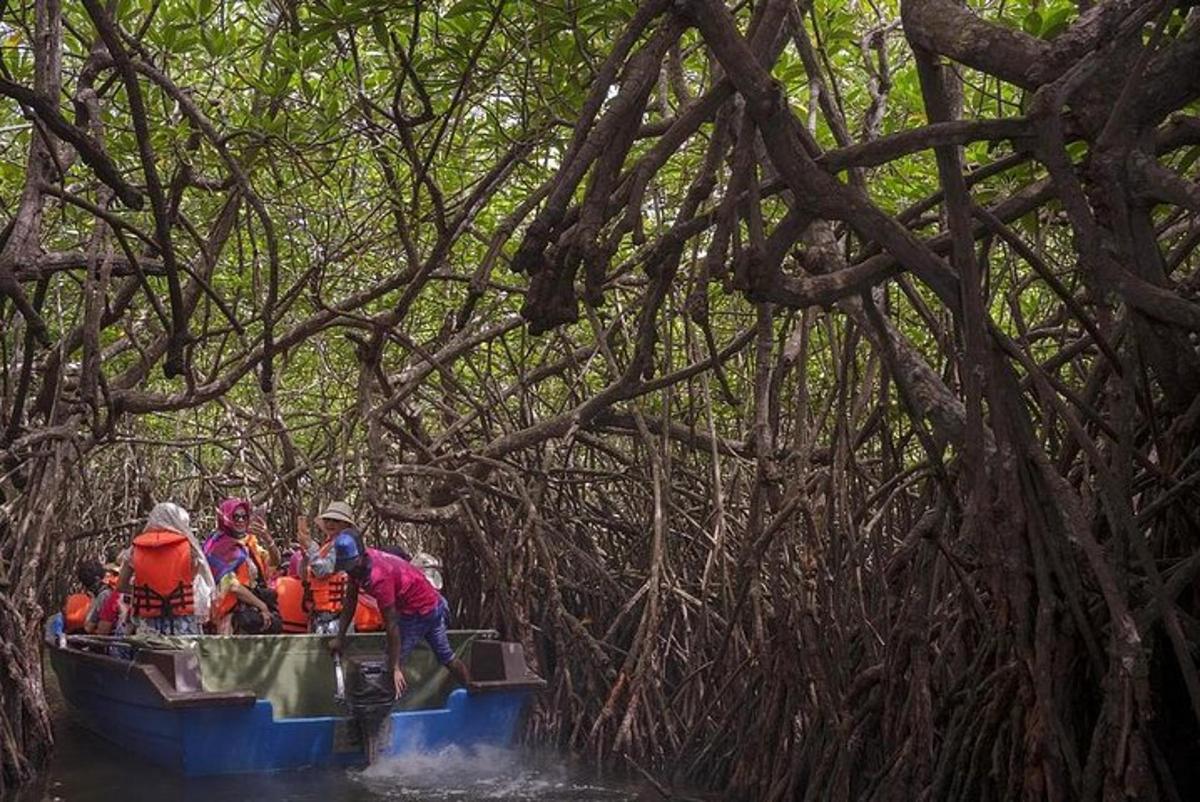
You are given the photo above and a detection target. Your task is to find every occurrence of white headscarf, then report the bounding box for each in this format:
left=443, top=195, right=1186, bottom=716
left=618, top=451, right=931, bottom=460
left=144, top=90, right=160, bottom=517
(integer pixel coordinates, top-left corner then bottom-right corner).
left=145, top=501, right=192, bottom=536
left=143, top=502, right=215, bottom=587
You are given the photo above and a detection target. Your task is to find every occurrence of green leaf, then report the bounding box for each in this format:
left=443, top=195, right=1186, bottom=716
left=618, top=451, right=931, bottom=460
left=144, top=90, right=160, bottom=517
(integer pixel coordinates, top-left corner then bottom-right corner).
left=1178, top=146, right=1200, bottom=175
left=301, top=44, right=323, bottom=70
left=445, top=0, right=486, bottom=18
left=1040, top=7, right=1075, bottom=39
left=370, top=15, right=391, bottom=52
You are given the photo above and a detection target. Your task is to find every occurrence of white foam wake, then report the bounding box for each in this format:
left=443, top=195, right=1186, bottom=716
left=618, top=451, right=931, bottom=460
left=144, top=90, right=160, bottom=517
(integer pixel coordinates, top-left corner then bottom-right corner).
left=352, top=745, right=636, bottom=801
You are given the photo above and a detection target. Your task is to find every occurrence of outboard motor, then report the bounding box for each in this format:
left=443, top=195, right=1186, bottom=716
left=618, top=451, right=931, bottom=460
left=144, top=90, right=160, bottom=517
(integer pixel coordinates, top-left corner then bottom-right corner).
left=334, top=654, right=396, bottom=763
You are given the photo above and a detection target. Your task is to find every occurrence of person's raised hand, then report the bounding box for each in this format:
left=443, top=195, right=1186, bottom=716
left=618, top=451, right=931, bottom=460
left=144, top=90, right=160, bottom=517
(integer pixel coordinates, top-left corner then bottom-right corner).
left=249, top=515, right=271, bottom=543
left=296, top=515, right=312, bottom=551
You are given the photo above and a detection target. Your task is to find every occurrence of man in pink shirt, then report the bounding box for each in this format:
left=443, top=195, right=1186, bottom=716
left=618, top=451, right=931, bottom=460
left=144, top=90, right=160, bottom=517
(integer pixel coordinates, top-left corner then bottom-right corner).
left=328, top=531, right=471, bottom=696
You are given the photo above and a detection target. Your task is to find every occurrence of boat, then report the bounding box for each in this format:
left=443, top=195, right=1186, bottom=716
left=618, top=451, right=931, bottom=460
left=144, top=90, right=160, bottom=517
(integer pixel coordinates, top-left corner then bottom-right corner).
left=48, top=630, right=545, bottom=776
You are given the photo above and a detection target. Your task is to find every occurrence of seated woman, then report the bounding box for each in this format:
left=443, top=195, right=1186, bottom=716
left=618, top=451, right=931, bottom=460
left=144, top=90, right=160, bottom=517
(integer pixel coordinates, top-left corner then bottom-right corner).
left=117, top=502, right=214, bottom=636
left=296, top=501, right=360, bottom=635
left=204, top=498, right=274, bottom=634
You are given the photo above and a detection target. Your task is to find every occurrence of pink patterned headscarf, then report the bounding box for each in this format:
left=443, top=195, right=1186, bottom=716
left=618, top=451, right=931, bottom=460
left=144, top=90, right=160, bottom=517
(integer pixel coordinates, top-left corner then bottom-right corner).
left=216, top=497, right=252, bottom=538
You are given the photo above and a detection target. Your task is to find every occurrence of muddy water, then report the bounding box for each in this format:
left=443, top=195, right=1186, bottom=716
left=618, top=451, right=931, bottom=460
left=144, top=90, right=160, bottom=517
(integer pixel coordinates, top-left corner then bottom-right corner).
left=14, top=725, right=640, bottom=802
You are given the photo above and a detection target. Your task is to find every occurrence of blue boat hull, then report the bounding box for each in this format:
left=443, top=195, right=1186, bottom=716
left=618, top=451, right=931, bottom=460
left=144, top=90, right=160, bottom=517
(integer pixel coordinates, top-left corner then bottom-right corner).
left=50, top=641, right=538, bottom=776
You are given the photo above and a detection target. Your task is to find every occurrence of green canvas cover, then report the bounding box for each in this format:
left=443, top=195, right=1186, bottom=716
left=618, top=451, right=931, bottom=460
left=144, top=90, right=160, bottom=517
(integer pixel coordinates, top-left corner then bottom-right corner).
left=184, top=631, right=490, bottom=718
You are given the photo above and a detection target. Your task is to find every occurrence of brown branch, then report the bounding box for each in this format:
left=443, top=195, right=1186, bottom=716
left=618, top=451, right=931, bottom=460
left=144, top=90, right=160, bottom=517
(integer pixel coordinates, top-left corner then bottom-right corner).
left=0, top=77, right=143, bottom=209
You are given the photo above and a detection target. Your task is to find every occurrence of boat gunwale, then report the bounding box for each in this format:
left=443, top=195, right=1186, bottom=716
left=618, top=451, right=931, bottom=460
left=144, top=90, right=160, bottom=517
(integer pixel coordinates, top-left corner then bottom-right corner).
left=52, top=632, right=547, bottom=712
left=50, top=643, right=258, bottom=709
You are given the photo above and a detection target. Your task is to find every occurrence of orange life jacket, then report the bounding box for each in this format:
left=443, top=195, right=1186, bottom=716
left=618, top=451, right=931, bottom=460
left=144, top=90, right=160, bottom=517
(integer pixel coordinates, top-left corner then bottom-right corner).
left=353, top=593, right=384, bottom=632
left=275, top=576, right=308, bottom=634
left=306, top=541, right=348, bottom=615
left=130, top=530, right=195, bottom=618
left=63, top=593, right=92, bottom=633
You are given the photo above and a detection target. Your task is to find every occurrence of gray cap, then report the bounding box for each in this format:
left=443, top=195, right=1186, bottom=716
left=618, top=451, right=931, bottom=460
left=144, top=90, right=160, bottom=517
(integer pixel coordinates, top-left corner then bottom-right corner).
left=412, top=552, right=443, bottom=590
left=318, top=500, right=356, bottom=527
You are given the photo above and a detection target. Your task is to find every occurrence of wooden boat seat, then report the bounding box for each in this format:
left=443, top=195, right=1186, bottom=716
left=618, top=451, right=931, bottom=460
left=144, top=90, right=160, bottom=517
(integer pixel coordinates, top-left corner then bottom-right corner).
left=467, top=640, right=548, bottom=693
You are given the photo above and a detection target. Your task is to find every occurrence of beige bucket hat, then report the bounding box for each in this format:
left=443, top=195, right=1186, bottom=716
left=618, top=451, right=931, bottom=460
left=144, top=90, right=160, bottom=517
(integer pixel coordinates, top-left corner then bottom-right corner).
left=318, top=500, right=356, bottom=528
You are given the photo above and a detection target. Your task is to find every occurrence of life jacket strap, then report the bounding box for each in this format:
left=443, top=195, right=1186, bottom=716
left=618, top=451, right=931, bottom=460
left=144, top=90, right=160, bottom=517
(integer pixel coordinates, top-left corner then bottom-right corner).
left=131, top=581, right=194, bottom=618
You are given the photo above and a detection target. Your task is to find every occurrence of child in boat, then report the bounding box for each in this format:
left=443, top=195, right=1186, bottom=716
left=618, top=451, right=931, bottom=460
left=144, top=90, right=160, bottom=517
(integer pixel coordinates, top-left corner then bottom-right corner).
left=82, top=561, right=120, bottom=634
left=117, top=502, right=215, bottom=636
left=328, top=531, right=471, bottom=697
left=296, top=501, right=358, bottom=635
left=204, top=498, right=276, bottom=634
left=90, top=576, right=125, bottom=636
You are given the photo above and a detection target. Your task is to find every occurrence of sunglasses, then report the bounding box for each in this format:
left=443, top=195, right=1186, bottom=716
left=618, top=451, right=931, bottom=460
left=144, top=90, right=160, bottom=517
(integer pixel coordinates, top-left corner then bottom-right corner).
left=232, top=512, right=250, bottom=522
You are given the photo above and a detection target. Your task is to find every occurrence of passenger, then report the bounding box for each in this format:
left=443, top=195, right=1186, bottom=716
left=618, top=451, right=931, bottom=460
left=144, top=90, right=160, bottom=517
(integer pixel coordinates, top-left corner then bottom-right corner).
left=83, top=561, right=120, bottom=634
left=91, top=577, right=126, bottom=636
left=328, top=532, right=471, bottom=696
left=296, top=501, right=358, bottom=635
left=63, top=561, right=105, bottom=634
left=117, top=502, right=214, bottom=636
left=204, top=498, right=274, bottom=635
left=286, top=548, right=303, bottom=579
left=411, top=552, right=444, bottom=591
left=44, top=610, right=65, bottom=644
left=278, top=543, right=300, bottom=578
